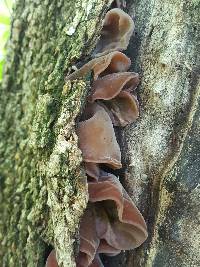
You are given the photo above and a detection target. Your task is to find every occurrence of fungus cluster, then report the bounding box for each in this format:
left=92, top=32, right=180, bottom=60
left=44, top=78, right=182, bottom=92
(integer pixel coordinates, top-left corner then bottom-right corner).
left=46, top=8, right=147, bottom=267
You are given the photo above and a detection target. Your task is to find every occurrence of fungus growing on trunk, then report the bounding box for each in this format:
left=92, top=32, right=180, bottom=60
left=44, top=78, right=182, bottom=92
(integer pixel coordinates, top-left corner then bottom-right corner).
left=100, top=91, right=139, bottom=127
left=89, top=72, right=139, bottom=102
left=77, top=208, right=100, bottom=267
left=88, top=72, right=139, bottom=126
left=77, top=100, right=147, bottom=265
left=89, top=174, right=147, bottom=250
left=46, top=6, right=147, bottom=267
left=95, top=8, right=134, bottom=55
left=66, top=51, right=131, bottom=81
left=78, top=103, right=122, bottom=169
left=77, top=172, right=147, bottom=266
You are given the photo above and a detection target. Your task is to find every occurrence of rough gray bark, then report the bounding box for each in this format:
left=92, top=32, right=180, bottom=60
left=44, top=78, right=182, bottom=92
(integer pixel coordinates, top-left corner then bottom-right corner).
left=0, top=0, right=199, bottom=267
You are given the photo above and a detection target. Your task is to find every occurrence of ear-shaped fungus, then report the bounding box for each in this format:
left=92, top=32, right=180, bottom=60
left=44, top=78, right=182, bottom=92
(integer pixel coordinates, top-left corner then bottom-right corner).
left=78, top=104, right=122, bottom=169
left=89, top=72, right=139, bottom=101
left=88, top=72, right=139, bottom=126
left=95, top=8, right=134, bottom=55
left=77, top=171, right=147, bottom=266
left=77, top=97, right=147, bottom=265
left=100, top=91, right=139, bottom=127
left=77, top=208, right=100, bottom=267
left=88, top=175, right=147, bottom=250
left=46, top=7, right=147, bottom=267
left=66, top=51, right=131, bottom=81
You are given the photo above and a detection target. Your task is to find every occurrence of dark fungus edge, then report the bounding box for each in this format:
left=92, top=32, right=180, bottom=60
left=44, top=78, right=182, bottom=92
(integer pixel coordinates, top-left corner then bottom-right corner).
left=46, top=8, right=148, bottom=267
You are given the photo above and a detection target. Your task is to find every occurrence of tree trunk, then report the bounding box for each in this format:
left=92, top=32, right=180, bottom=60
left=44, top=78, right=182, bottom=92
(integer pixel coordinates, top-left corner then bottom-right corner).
left=0, top=0, right=199, bottom=267
left=0, top=0, right=112, bottom=266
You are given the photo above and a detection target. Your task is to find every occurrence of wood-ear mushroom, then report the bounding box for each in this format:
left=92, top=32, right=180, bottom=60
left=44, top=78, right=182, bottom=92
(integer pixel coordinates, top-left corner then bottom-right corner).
left=46, top=6, right=147, bottom=267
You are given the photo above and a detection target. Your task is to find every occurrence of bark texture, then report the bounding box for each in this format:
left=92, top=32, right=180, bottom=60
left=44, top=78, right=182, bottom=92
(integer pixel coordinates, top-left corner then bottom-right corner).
left=0, top=1, right=112, bottom=267
left=0, top=0, right=199, bottom=267
left=119, top=1, right=199, bottom=267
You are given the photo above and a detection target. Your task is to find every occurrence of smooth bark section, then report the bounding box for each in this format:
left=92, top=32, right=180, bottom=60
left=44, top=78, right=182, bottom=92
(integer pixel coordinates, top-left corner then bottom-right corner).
left=122, top=0, right=200, bottom=266
left=149, top=101, right=200, bottom=267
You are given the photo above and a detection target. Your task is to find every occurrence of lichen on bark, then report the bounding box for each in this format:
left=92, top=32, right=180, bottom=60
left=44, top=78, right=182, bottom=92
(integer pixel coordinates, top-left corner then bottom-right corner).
left=0, top=0, right=113, bottom=266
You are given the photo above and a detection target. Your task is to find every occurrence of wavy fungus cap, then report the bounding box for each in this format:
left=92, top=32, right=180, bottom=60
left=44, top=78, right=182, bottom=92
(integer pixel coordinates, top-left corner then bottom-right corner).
left=100, top=91, right=139, bottom=126
left=89, top=174, right=148, bottom=250
left=93, top=51, right=131, bottom=79
left=88, top=72, right=139, bottom=126
left=66, top=52, right=131, bottom=81
left=95, top=8, right=134, bottom=55
left=89, top=72, right=139, bottom=102
left=78, top=208, right=100, bottom=267
left=77, top=103, right=122, bottom=169
left=78, top=174, right=148, bottom=266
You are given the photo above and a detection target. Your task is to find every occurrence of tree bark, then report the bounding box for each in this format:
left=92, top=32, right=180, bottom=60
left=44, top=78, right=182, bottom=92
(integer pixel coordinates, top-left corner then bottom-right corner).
left=122, top=1, right=200, bottom=267
left=0, top=1, right=112, bottom=266
left=0, top=0, right=199, bottom=267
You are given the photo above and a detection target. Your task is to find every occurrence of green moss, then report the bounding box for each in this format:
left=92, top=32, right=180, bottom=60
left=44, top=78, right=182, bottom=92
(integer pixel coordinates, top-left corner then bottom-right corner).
left=0, top=0, right=112, bottom=266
